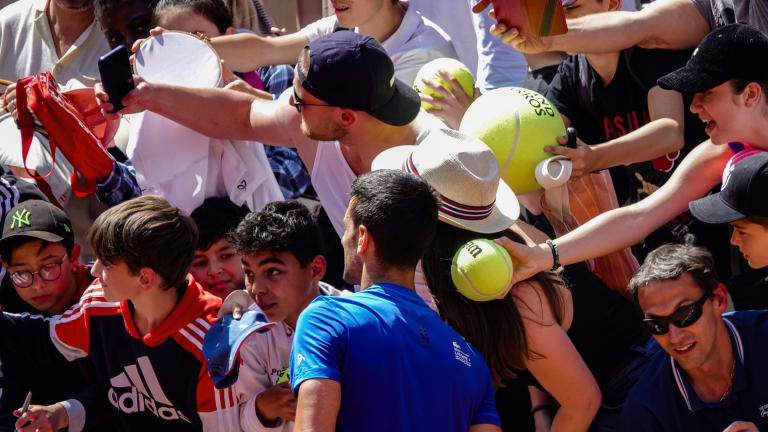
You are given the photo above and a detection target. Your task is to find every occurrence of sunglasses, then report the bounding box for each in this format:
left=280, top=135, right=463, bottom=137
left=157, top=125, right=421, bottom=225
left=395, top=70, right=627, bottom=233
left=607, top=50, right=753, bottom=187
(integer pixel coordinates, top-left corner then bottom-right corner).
left=642, top=292, right=712, bottom=335
left=291, top=87, right=333, bottom=113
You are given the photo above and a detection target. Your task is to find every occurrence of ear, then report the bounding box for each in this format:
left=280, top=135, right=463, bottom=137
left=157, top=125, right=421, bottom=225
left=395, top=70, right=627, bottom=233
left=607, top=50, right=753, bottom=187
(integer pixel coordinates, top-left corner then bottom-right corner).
left=70, top=244, right=81, bottom=264
left=338, top=109, right=357, bottom=129
left=310, top=255, right=327, bottom=281
left=357, top=224, right=371, bottom=255
left=743, top=82, right=763, bottom=108
left=225, top=26, right=236, bottom=35
left=606, top=0, right=622, bottom=11
left=137, top=267, right=157, bottom=292
left=712, top=283, right=729, bottom=313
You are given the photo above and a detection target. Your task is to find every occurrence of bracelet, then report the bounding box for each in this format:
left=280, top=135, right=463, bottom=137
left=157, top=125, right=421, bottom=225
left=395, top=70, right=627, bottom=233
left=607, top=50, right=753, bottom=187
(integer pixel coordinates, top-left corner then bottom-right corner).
left=531, top=403, right=557, bottom=416
left=545, top=239, right=560, bottom=271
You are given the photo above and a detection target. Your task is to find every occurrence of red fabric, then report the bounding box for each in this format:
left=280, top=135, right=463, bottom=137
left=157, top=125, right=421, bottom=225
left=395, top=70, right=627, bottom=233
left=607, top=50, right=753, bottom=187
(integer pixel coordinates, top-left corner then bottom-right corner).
left=53, top=282, right=122, bottom=355
left=489, top=0, right=567, bottom=37
left=15, top=72, right=114, bottom=197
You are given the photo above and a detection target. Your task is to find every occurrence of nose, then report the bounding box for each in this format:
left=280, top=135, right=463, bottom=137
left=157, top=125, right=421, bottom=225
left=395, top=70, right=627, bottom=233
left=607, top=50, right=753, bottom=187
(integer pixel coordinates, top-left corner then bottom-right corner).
left=91, top=259, right=103, bottom=277
left=667, top=324, right=687, bottom=344
left=690, top=93, right=704, bottom=114
left=730, top=230, right=742, bottom=247
left=207, top=263, right=223, bottom=277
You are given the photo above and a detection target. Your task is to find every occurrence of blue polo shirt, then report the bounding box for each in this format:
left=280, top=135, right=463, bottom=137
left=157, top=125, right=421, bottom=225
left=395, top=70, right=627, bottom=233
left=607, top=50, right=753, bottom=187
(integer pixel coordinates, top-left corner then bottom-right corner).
left=620, top=310, right=768, bottom=431
left=290, top=283, right=500, bottom=432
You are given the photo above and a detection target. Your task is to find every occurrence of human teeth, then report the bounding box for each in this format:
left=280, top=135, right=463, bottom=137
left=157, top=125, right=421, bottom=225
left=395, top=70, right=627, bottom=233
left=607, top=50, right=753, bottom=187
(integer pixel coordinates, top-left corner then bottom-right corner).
left=675, top=343, right=694, bottom=351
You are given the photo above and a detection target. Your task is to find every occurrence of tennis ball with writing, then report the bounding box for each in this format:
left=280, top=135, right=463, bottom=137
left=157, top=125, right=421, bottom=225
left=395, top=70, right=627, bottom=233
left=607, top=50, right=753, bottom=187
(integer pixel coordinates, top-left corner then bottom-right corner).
left=413, top=58, right=475, bottom=111
left=451, top=239, right=514, bottom=302
left=459, top=87, right=566, bottom=194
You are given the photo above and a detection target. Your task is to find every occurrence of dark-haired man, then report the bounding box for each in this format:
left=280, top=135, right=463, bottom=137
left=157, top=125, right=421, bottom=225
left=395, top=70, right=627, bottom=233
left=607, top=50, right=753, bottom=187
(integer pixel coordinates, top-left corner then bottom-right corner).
left=621, top=244, right=768, bottom=431
left=289, top=170, right=501, bottom=432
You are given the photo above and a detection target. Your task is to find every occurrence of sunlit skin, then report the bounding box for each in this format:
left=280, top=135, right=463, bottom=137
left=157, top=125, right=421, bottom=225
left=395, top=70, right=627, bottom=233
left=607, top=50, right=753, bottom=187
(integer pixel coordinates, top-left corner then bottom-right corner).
left=329, top=0, right=396, bottom=32
left=242, top=250, right=325, bottom=328
left=6, top=241, right=80, bottom=315
left=91, top=258, right=142, bottom=303
left=155, top=8, right=235, bottom=38
left=289, top=72, right=347, bottom=141
left=190, top=238, right=245, bottom=299
left=689, top=81, right=759, bottom=146
left=730, top=218, right=768, bottom=269
left=340, top=201, right=363, bottom=285
left=54, top=0, right=93, bottom=11
left=638, top=273, right=734, bottom=402
left=98, top=1, right=154, bottom=49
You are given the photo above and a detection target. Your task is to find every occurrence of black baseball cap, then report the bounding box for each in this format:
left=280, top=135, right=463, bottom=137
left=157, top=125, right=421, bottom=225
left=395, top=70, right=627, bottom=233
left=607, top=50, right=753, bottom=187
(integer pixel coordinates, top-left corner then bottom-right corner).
left=658, top=23, right=768, bottom=94
left=297, top=30, right=420, bottom=126
left=689, top=152, right=768, bottom=223
left=0, top=200, right=74, bottom=254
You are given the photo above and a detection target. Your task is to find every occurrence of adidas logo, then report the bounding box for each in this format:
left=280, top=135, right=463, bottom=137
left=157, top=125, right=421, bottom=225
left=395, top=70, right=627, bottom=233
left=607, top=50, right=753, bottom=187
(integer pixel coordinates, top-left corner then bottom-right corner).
left=108, top=356, right=192, bottom=424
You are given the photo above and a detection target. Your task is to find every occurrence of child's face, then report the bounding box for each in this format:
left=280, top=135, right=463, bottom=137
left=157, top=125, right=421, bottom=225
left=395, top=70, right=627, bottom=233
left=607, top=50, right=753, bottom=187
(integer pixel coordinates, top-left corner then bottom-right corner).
left=91, top=258, right=142, bottom=302
left=99, top=1, right=154, bottom=49
left=241, top=250, right=324, bottom=327
left=190, top=238, right=244, bottom=299
left=730, top=218, right=768, bottom=268
left=690, top=81, right=750, bottom=146
left=156, top=8, right=223, bottom=37
left=7, top=240, right=78, bottom=315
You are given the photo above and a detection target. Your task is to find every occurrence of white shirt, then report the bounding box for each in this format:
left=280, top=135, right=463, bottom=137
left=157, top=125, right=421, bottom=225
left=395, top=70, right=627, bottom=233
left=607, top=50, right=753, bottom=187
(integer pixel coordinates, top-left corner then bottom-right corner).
left=299, top=4, right=458, bottom=86
left=470, top=0, right=528, bottom=91
left=409, top=0, right=478, bottom=75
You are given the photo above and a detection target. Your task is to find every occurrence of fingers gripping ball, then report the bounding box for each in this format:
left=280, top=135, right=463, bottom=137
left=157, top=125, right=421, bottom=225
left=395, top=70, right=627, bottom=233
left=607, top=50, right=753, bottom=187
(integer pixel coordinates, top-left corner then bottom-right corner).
left=459, top=87, right=566, bottom=194
left=451, top=239, right=514, bottom=301
left=413, top=58, right=475, bottom=111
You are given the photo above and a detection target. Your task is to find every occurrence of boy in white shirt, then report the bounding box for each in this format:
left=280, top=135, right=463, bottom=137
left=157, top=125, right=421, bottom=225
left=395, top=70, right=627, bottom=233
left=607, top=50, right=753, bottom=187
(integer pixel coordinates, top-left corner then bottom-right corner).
left=216, top=200, right=342, bottom=431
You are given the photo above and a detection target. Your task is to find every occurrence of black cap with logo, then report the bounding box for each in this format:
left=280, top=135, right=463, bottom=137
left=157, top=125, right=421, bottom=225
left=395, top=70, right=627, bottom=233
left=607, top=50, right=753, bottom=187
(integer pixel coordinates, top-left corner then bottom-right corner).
left=689, top=152, right=768, bottom=223
left=297, top=30, right=421, bottom=126
left=0, top=200, right=74, bottom=254
left=658, top=23, right=768, bottom=94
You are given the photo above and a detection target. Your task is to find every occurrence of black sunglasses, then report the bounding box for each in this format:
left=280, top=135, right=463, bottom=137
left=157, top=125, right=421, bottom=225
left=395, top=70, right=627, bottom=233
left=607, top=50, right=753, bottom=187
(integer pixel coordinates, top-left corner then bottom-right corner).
left=642, top=292, right=712, bottom=335
left=291, top=87, right=333, bottom=113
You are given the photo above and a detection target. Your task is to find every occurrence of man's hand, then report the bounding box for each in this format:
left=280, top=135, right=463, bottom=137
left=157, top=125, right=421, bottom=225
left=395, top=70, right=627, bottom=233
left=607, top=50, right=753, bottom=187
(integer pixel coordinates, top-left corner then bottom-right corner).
left=723, top=421, right=759, bottom=432
left=94, top=75, right=153, bottom=118
left=418, top=71, right=475, bottom=130
left=493, top=237, right=554, bottom=296
left=14, top=403, right=69, bottom=432
left=255, top=383, right=297, bottom=425
left=483, top=7, right=552, bottom=54
left=544, top=135, right=596, bottom=179
left=2, top=82, right=18, bottom=123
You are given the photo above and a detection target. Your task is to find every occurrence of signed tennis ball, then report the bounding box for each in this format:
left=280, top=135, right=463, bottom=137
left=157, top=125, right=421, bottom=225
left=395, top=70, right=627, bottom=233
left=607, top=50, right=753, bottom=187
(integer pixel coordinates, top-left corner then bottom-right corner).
left=451, top=239, right=514, bottom=302
left=413, top=58, right=475, bottom=111
left=459, top=87, right=566, bottom=194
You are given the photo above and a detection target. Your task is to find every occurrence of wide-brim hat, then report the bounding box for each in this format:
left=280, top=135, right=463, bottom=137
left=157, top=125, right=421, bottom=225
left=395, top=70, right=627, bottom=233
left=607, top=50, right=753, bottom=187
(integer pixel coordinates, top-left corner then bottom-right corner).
left=372, top=128, right=519, bottom=233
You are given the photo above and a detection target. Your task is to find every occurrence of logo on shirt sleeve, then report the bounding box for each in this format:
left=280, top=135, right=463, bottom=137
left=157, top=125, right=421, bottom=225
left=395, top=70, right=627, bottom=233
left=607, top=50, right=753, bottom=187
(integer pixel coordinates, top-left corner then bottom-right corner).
left=453, top=341, right=472, bottom=367
left=760, top=403, right=768, bottom=418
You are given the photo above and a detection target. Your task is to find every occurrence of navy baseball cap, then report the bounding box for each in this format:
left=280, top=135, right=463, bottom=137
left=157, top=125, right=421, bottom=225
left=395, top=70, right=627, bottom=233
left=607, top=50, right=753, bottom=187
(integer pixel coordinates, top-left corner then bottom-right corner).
left=689, top=152, right=768, bottom=223
left=297, top=31, right=420, bottom=126
left=658, top=24, right=768, bottom=94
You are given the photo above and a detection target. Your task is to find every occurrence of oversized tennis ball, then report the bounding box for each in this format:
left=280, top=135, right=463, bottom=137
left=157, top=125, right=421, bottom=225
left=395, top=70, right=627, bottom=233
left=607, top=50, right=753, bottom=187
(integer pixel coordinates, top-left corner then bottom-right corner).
left=459, top=87, right=566, bottom=194
left=451, top=239, right=514, bottom=302
left=413, top=58, right=475, bottom=111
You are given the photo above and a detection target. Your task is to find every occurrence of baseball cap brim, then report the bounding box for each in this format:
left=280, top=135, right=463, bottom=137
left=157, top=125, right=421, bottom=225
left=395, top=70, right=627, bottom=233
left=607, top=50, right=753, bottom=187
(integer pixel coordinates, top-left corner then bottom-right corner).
left=689, top=193, right=747, bottom=224
left=368, top=78, right=421, bottom=126
left=0, top=230, right=66, bottom=252
left=658, top=65, right=725, bottom=94
left=372, top=145, right=520, bottom=234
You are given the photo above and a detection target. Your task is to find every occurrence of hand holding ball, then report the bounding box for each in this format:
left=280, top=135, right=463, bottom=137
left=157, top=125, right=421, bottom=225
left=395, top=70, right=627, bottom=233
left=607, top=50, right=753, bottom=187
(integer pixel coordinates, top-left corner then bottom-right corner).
left=451, top=239, right=514, bottom=301
left=413, top=58, right=475, bottom=111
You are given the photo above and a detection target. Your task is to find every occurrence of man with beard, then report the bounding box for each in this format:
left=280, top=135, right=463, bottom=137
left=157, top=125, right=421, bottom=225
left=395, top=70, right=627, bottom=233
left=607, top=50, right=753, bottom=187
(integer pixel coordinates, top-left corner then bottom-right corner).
left=96, top=30, right=443, bottom=252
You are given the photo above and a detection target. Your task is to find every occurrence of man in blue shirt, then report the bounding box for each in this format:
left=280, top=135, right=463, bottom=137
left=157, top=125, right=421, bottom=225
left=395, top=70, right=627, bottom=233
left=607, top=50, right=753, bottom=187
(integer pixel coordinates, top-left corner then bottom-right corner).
left=621, top=243, right=768, bottom=431
left=289, top=169, right=501, bottom=432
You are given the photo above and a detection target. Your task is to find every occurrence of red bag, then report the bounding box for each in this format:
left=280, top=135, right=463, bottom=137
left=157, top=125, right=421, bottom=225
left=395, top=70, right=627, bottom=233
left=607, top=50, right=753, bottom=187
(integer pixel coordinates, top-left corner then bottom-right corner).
left=15, top=72, right=114, bottom=197
left=473, top=0, right=568, bottom=38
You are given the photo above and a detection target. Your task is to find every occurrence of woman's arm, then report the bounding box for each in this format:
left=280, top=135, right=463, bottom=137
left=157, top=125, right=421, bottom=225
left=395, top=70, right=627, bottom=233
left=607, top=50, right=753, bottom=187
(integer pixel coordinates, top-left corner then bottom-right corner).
left=514, top=282, right=601, bottom=432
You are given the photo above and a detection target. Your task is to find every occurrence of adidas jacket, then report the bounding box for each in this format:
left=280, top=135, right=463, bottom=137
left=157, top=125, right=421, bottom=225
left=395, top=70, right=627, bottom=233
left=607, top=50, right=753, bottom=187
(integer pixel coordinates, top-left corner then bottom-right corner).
left=1, top=278, right=240, bottom=431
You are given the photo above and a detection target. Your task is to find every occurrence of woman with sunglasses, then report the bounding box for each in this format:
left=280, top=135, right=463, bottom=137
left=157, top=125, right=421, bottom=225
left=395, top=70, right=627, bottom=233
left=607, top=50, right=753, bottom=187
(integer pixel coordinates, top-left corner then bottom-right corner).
left=622, top=243, right=767, bottom=432
left=372, top=133, right=654, bottom=432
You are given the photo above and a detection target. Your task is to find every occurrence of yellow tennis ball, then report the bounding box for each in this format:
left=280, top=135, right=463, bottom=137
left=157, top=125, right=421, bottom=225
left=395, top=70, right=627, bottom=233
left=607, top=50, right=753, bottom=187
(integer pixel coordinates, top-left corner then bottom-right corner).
left=413, top=58, right=475, bottom=111
left=459, top=87, right=566, bottom=194
left=451, top=239, right=514, bottom=302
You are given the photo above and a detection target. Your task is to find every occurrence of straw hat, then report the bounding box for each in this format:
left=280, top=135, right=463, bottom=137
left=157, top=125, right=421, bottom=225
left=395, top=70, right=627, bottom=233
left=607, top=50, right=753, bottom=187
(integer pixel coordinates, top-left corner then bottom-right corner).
left=372, top=128, right=519, bottom=233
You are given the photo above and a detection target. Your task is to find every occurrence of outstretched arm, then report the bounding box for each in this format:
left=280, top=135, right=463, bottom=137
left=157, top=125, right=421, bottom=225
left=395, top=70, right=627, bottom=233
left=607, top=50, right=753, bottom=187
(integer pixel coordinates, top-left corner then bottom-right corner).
left=294, top=379, right=341, bottom=432
left=210, top=32, right=309, bottom=73
left=489, top=0, right=710, bottom=54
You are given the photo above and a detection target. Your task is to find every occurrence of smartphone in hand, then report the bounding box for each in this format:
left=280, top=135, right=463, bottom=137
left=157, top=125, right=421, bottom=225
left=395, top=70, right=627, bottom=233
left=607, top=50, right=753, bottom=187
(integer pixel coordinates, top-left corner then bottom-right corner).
left=98, top=45, right=134, bottom=113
